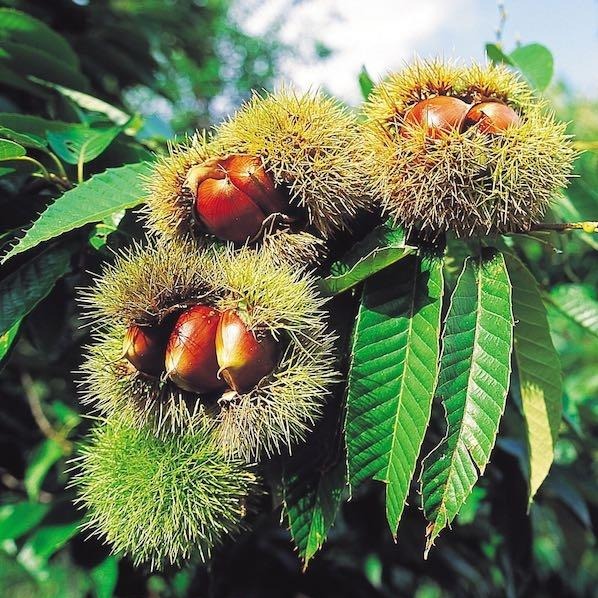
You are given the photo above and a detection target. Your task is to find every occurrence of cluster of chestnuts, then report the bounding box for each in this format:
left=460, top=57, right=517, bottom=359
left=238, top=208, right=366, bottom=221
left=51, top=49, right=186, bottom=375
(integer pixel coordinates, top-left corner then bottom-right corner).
left=123, top=306, right=278, bottom=395
left=75, top=65, right=575, bottom=570
left=401, top=96, right=520, bottom=138
left=185, top=154, right=290, bottom=243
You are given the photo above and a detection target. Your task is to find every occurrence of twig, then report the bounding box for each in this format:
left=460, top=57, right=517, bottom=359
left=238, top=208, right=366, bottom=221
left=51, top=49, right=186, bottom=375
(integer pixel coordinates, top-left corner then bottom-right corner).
left=574, top=141, right=598, bottom=151
left=495, top=2, right=507, bottom=43
left=21, top=372, right=71, bottom=452
left=528, top=221, right=598, bottom=234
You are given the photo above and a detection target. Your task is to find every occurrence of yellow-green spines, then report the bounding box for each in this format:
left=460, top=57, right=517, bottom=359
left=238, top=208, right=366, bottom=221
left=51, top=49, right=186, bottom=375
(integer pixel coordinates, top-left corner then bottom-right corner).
left=80, top=241, right=337, bottom=459
left=212, top=245, right=338, bottom=460
left=363, top=59, right=575, bottom=237
left=71, top=413, right=258, bottom=569
left=214, top=87, right=371, bottom=238
left=80, top=238, right=214, bottom=328
left=144, top=132, right=216, bottom=241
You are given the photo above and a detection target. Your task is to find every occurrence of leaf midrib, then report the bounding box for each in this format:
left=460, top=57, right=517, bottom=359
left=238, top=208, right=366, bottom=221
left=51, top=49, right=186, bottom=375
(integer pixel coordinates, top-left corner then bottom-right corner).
left=433, top=257, right=483, bottom=523
left=382, top=257, right=418, bottom=483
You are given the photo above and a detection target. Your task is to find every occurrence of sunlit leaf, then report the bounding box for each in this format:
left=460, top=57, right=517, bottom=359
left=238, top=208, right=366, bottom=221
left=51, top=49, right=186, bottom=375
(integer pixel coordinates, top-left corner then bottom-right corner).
left=506, top=254, right=562, bottom=502
left=2, top=162, right=151, bottom=262
left=31, top=77, right=131, bottom=126
left=509, top=43, right=554, bottom=91
left=346, top=255, right=443, bottom=535
left=422, top=250, right=513, bottom=555
left=0, top=138, right=26, bottom=160
left=46, top=126, right=122, bottom=165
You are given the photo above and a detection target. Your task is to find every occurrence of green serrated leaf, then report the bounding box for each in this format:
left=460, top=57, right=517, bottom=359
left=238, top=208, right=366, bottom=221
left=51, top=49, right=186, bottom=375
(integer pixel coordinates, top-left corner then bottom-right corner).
left=0, top=317, right=21, bottom=370
left=0, top=246, right=71, bottom=335
left=0, top=501, right=50, bottom=543
left=46, top=125, right=122, bottom=166
left=358, top=65, right=374, bottom=100
left=2, top=162, right=151, bottom=263
left=24, top=439, right=65, bottom=501
left=509, top=43, right=554, bottom=91
left=346, top=254, right=444, bottom=535
left=0, top=138, right=26, bottom=160
left=548, top=284, right=598, bottom=340
left=421, top=250, right=513, bottom=555
left=283, top=457, right=346, bottom=567
left=0, top=8, right=78, bottom=69
left=506, top=254, right=562, bottom=502
left=318, top=223, right=416, bottom=296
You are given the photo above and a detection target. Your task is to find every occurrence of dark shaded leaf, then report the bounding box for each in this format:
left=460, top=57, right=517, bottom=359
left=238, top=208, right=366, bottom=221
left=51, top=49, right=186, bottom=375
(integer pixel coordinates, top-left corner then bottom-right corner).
left=0, top=246, right=71, bottom=334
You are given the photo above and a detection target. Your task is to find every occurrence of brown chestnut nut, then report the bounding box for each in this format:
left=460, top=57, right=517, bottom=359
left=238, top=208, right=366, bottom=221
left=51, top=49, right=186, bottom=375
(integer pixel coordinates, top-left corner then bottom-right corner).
left=165, top=305, right=226, bottom=393
left=123, top=322, right=172, bottom=377
left=462, top=101, right=521, bottom=134
left=215, top=309, right=279, bottom=394
left=185, top=154, right=287, bottom=242
left=402, top=96, right=470, bottom=139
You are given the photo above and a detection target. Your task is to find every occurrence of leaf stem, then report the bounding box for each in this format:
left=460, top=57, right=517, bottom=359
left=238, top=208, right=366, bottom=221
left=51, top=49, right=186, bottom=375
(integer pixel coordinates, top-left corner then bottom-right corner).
left=77, top=157, right=84, bottom=184
left=14, top=156, right=51, bottom=179
left=46, top=150, right=69, bottom=181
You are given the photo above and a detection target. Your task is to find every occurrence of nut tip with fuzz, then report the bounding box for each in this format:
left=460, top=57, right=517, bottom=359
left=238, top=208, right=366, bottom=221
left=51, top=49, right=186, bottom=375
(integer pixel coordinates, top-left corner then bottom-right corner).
left=215, top=309, right=279, bottom=394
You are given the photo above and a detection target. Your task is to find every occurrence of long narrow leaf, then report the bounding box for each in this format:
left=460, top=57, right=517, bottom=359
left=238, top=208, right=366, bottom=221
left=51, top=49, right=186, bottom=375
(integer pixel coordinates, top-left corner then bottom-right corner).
left=421, top=250, right=513, bottom=555
left=2, top=162, right=151, bottom=263
left=506, top=253, right=562, bottom=502
left=283, top=457, right=346, bottom=567
left=346, top=254, right=443, bottom=535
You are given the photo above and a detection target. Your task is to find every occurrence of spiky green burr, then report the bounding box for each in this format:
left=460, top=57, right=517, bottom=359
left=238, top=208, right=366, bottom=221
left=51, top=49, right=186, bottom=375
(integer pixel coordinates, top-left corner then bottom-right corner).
left=362, top=59, right=576, bottom=237
left=71, top=412, right=259, bottom=569
left=80, top=240, right=337, bottom=459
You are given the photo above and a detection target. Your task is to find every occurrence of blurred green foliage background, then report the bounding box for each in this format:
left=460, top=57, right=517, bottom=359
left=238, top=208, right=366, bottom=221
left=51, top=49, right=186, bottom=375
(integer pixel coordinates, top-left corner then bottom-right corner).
left=0, top=1, right=597, bottom=597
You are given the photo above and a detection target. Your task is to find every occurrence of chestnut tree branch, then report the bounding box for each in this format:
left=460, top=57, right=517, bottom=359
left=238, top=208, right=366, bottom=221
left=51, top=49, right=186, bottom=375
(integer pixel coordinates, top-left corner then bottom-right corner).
left=21, top=373, right=71, bottom=452
left=527, top=221, right=598, bottom=234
